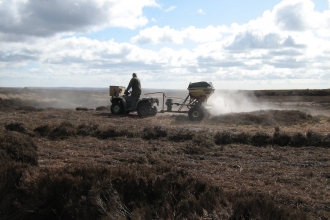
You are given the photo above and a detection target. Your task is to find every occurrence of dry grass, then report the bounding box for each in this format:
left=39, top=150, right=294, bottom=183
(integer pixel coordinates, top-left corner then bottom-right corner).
left=0, top=88, right=330, bottom=219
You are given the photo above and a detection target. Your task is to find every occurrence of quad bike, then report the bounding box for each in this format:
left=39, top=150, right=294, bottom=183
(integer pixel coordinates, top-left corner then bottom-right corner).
left=109, top=86, right=159, bottom=117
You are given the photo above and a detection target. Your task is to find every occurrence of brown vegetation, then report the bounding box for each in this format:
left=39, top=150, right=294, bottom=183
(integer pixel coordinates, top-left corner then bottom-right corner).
left=0, top=88, right=330, bottom=219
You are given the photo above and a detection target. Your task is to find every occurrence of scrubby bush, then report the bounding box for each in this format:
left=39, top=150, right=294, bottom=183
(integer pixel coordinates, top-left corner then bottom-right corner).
left=321, top=134, right=330, bottom=148
left=34, top=124, right=51, bottom=137
left=192, top=131, right=214, bottom=148
left=77, top=123, right=99, bottom=136
left=142, top=126, right=167, bottom=140
left=49, top=121, right=76, bottom=140
left=251, top=132, right=271, bottom=147
left=0, top=165, right=225, bottom=219
left=94, top=126, right=123, bottom=139
left=76, top=107, right=89, bottom=111
left=230, top=191, right=307, bottom=220
left=211, top=110, right=316, bottom=126
left=95, top=106, right=109, bottom=111
left=0, top=164, right=308, bottom=219
left=214, top=131, right=251, bottom=145
left=183, top=142, right=207, bottom=155
left=306, top=130, right=324, bottom=147
left=168, top=128, right=194, bottom=142
left=5, top=122, right=26, bottom=133
left=236, top=132, right=251, bottom=144
left=291, top=132, right=308, bottom=147
left=214, top=131, right=235, bottom=145
left=273, top=130, right=291, bottom=146
left=0, top=131, right=38, bottom=165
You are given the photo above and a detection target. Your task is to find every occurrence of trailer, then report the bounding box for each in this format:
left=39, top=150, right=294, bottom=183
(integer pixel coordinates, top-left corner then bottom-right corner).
left=145, top=81, right=215, bottom=121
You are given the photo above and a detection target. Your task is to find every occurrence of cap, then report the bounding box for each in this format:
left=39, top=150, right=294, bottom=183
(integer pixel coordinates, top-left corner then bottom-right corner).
left=132, top=73, right=137, bottom=77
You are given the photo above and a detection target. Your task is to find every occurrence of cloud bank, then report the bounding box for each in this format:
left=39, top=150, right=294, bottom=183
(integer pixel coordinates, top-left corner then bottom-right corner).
left=0, top=0, right=158, bottom=40
left=0, top=0, right=329, bottom=89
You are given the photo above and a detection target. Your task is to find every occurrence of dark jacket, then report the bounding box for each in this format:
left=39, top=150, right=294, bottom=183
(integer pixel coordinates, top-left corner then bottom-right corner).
left=127, top=76, right=141, bottom=98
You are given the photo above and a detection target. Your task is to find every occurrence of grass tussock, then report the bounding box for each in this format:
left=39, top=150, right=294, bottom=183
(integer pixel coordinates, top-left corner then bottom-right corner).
left=273, top=127, right=291, bottom=147
left=290, top=132, right=308, bottom=147
left=24, top=120, right=330, bottom=148
left=183, top=141, right=207, bottom=155
left=34, top=124, right=52, bottom=137
left=95, top=106, right=109, bottom=111
left=5, top=122, right=27, bottom=133
left=306, top=130, right=325, bottom=147
left=94, top=127, right=123, bottom=139
left=251, top=132, right=272, bottom=147
left=0, top=131, right=38, bottom=165
left=211, top=110, right=316, bottom=126
left=168, top=128, right=194, bottom=142
left=49, top=121, right=76, bottom=140
left=229, top=191, right=307, bottom=220
left=0, top=164, right=307, bottom=220
left=192, top=130, right=215, bottom=148
left=142, top=126, right=167, bottom=140
left=77, top=123, right=99, bottom=136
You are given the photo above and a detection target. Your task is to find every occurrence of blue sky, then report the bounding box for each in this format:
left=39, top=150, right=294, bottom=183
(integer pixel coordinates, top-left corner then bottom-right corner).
left=0, top=0, right=329, bottom=90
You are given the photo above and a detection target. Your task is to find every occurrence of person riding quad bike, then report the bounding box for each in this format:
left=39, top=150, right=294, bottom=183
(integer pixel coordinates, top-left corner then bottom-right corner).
left=126, top=73, right=141, bottom=110
left=110, top=73, right=158, bottom=117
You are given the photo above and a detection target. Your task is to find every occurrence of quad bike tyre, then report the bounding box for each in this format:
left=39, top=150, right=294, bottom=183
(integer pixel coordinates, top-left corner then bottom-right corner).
left=188, top=106, right=204, bottom=121
left=111, top=103, right=123, bottom=114
left=137, top=103, right=151, bottom=116
left=150, top=106, right=157, bottom=116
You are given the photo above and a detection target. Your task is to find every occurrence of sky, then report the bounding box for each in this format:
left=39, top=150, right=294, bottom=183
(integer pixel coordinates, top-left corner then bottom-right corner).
left=0, top=0, right=330, bottom=90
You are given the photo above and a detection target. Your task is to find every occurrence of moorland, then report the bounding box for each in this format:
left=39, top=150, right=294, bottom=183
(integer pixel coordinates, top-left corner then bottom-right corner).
left=0, top=87, right=329, bottom=220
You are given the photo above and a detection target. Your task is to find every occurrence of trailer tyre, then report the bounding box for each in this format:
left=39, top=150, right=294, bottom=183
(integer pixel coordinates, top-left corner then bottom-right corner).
left=111, top=103, right=123, bottom=114
left=188, top=106, right=204, bottom=121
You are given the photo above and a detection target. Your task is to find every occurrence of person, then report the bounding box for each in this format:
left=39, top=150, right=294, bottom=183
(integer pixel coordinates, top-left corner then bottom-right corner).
left=126, top=73, right=141, bottom=110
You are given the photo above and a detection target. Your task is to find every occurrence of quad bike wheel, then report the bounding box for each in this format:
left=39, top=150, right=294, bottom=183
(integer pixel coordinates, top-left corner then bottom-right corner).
left=188, top=106, right=204, bottom=121
left=150, top=106, right=157, bottom=116
left=111, top=103, right=123, bottom=114
left=137, top=103, right=151, bottom=116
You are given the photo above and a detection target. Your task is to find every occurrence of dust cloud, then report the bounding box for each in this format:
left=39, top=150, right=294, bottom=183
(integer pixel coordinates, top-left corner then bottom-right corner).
left=207, top=90, right=279, bottom=116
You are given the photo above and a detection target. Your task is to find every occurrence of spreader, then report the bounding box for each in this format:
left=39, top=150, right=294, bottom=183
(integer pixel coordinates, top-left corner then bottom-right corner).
left=146, top=81, right=215, bottom=121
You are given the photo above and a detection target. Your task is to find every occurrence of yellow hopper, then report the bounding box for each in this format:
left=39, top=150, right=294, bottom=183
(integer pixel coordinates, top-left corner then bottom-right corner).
left=188, top=81, right=215, bottom=102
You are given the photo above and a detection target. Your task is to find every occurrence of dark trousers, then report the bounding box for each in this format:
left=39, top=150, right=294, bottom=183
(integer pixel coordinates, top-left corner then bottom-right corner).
left=130, top=94, right=140, bottom=109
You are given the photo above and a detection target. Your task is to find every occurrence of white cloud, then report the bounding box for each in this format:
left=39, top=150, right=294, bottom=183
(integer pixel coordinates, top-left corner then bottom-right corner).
left=1, top=0, right=330, bottom=89
left=197, top=9, right=205, bottom=15
left=274, top=0, right=330, bottom=33
left=164, top=5, right=176, bottom=12
left=198, top=9, right=205, bottom=15
left=131, top=26, right=184, bottom=44
left=131, top=25, right=225, bottom=44
left=0, top=0, right=159, bottom=41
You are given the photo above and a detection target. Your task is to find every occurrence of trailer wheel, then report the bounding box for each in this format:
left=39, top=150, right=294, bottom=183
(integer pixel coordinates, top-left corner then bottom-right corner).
left=137, top=103, right=150, bottom=117
left=111, top=103, right=123, bottom=114
left=188, top=106, right=204, bottom=121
